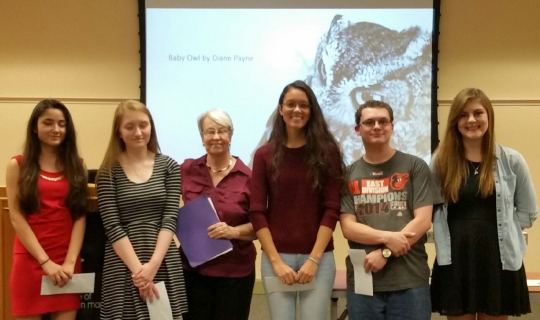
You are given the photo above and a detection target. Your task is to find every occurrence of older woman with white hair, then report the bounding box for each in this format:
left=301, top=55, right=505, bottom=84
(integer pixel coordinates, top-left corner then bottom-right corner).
left=179, top=108, right=257, bottom=320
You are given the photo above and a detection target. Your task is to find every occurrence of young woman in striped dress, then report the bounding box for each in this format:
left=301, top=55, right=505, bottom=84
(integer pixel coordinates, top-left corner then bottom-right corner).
left=97, top=100, right=187, bottom=319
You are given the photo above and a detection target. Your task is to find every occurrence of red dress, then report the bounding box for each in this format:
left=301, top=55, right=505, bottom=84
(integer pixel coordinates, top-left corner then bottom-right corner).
left=10, top=155, right=81, bottom=316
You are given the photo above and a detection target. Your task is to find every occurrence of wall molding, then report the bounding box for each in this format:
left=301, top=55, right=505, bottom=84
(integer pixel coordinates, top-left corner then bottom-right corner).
left=2, top=98, right=539, bottom=106
left=0, top=98, right=138, bottom=104
left=438, top=99, right=540, bottom=107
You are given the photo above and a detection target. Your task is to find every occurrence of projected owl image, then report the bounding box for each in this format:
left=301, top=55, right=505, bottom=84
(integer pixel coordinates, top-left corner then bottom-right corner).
left=255, top=15, right=433, bottom=164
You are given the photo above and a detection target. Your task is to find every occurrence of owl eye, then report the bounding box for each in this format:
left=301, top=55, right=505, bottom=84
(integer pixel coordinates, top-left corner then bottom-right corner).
left=350, top=87, right=385, bottom=107
left=361, top=92, right=372, bottom=103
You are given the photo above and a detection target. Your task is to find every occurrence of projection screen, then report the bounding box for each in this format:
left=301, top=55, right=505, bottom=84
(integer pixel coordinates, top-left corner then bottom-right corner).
left=140, top=0, right=440, bottom=166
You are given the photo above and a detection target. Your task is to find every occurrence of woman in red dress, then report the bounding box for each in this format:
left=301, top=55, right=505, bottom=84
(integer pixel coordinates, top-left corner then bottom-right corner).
left=5, top=99, right=88, bottom=319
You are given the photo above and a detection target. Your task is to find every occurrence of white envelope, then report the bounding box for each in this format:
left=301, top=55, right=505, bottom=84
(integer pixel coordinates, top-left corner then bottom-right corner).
left=264, top=276, right=317, bottom=293
left=147, top=281, right=173, bottom=320
left=527, top=279, right=540, bottom=287
left=41, top=273, right=95, bottom=295
left=348, top=249, right=373, bottom=296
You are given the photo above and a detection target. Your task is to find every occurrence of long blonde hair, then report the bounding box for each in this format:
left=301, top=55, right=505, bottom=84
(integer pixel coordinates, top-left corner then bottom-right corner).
left=97, top=100, right=160, bottom=179
left=434, top=88, right=496, bottom=202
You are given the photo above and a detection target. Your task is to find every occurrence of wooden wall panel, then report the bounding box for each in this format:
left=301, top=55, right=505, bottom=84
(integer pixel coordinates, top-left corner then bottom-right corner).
left=1, top=187, right=14, bottom=320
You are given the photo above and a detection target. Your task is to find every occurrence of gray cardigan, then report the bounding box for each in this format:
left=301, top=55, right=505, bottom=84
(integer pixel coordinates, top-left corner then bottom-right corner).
left=432, top=144, right=537, bottom=271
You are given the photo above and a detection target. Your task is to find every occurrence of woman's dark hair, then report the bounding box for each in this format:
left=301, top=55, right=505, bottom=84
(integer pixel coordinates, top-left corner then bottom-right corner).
left=18, top=99, right=87, bottom=219
left=269, top=80, right=345, bottom=190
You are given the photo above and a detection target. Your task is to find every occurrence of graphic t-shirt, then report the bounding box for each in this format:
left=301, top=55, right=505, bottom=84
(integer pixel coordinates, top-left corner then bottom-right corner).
left=340, top=150, right=440, bottom=292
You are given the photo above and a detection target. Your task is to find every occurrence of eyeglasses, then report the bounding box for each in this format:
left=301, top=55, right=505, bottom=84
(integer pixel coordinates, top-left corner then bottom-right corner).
left=360, top=118, right=392, bottom=127
left=282, top=102, right=311, bottom=110
left=203, top=128, right=230, bottom=137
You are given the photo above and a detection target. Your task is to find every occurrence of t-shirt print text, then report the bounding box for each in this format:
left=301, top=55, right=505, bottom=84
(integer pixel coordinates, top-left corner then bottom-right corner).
left=349, top=173, right=409, bottom=216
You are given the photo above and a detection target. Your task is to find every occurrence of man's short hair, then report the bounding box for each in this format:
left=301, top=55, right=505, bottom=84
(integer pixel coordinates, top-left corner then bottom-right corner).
left=355, top=100, right=394, bottom=125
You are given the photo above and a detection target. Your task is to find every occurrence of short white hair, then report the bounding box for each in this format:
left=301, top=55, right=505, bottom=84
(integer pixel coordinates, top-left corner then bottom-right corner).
left=197, top=108, right=234, bottom=136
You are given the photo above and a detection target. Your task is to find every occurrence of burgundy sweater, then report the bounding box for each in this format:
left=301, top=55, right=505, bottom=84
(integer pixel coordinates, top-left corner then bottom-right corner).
left=249, top=143, right=341, bottom=253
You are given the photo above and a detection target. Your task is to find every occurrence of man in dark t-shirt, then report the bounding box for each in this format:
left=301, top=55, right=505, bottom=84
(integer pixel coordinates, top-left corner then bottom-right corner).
left=340, top=100, right=440, bottom=320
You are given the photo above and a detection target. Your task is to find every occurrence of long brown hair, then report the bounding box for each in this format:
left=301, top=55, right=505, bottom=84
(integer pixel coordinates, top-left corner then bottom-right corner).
left=97, top=100, right=160, bottom=179
left=269, top=80, right=345, bottom=190
left=434, top=88, right=496, bottom=202
left=18, top=99, right=87, bottom=219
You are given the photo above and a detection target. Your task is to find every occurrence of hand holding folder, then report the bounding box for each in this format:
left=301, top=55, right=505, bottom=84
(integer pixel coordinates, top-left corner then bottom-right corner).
left=176, top=196, right=233, bottom=267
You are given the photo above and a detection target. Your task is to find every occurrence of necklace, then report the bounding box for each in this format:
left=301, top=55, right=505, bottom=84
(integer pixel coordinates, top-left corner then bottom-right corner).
left=124, top=154, right=146, bottom=177
left=206, top=157, right=233, bottom=173
left=40, top=174, right=64, bottom=181
left=470, top=162, right=480, bottom=175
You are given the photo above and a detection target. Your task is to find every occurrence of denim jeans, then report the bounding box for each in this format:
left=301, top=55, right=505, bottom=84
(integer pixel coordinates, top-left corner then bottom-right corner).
left=261, top=251, right=336, bottom=320
left=347, top=286, right=431, bottom=320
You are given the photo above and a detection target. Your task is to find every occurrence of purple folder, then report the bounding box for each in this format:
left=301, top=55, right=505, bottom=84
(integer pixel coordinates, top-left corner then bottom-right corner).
left=176, top=195, right=233, bottom=267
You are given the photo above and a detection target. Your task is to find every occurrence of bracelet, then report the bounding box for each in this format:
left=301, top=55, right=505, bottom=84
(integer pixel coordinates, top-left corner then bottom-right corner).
left=307, top=257, right=319, bottom=265
left=40, top=258, right=50, bottom=266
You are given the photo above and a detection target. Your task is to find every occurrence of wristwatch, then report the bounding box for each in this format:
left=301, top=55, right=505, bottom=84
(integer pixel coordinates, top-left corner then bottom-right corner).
left=381, top=248, right=392, bottom=259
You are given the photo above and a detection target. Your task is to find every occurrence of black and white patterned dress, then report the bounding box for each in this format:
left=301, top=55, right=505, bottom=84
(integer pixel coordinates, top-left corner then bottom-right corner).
left=97, top=154, right=187, bottom=319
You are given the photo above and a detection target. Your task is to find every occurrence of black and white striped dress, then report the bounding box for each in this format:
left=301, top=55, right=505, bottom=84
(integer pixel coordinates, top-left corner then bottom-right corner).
left=97, top=154, right=187, bottom=319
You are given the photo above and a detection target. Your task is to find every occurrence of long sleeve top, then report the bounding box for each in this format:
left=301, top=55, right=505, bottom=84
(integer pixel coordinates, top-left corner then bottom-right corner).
left=432, top=144, right=538, bottom=271
left=249, top=143, right=342, bottom=254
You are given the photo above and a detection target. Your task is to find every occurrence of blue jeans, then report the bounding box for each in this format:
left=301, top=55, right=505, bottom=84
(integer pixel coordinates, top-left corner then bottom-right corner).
left=261, top=251, right=336, bottom=320
left=347, top=286, right=431, bottom=320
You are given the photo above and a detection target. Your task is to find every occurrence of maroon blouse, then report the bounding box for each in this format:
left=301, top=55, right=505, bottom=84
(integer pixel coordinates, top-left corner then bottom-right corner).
left=180, top=155, right=255, bottom=277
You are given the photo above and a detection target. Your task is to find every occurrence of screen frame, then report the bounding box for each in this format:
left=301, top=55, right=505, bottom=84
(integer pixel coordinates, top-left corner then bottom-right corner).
left=137, top=0, right=442, bottom=153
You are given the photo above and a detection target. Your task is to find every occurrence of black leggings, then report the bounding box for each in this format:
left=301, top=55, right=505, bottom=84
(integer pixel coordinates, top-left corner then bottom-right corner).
left=182, top=269, right=255, bottom=320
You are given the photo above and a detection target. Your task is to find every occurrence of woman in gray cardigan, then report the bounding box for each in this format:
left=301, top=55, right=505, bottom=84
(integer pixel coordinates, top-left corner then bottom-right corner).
left=430, top=88, right=537, bottom=320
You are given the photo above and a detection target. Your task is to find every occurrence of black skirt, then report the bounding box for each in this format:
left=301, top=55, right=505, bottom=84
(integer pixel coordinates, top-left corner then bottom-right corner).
left=430, top=164, right=530, bottom=316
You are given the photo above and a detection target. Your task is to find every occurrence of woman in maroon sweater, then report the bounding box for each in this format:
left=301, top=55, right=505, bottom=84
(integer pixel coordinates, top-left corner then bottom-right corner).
left=250, top=80, right=344, bottom=320
left=181, top=108, right=257, bottom=320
